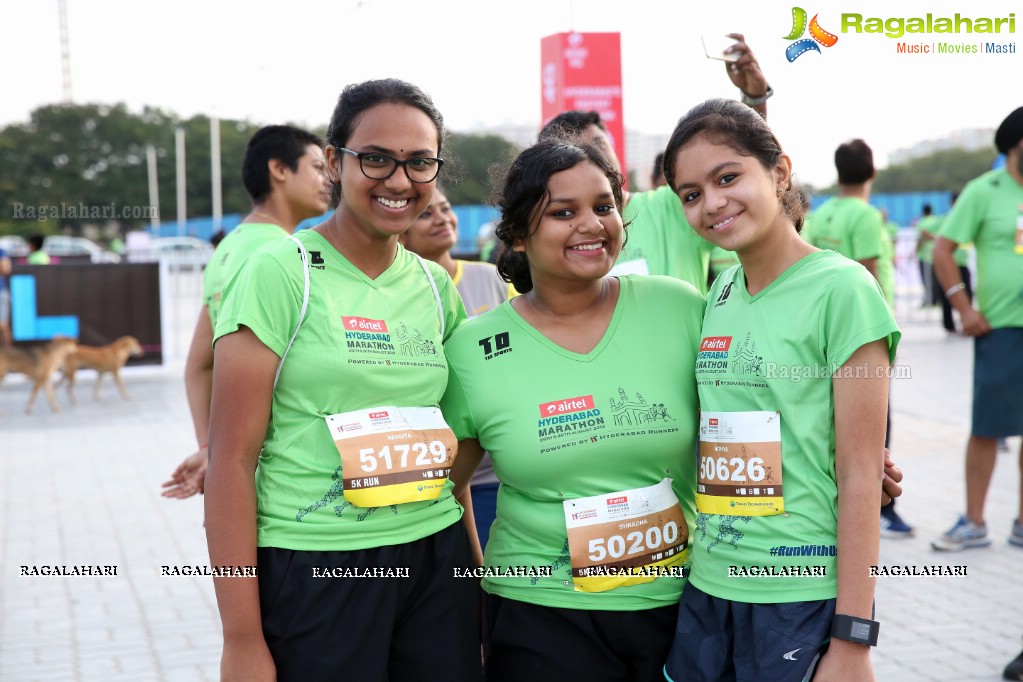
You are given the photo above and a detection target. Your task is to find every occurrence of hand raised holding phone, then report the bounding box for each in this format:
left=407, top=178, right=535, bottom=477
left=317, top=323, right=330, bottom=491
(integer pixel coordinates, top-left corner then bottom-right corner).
left=709, top=33, right=771, bottom=110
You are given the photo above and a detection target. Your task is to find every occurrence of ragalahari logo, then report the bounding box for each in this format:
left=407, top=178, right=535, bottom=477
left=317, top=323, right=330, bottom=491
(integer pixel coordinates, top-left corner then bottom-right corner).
left=784, top=7, right=839, bottom=61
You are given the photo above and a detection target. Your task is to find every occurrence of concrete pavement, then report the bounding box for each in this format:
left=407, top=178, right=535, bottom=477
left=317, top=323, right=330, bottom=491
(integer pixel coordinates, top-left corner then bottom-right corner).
left=0, top=299, right=1020, bottom=681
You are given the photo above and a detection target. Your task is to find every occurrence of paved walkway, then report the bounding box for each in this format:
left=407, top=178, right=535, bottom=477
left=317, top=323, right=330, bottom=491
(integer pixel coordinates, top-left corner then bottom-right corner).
left=0, top=301, right=1020, bottom=681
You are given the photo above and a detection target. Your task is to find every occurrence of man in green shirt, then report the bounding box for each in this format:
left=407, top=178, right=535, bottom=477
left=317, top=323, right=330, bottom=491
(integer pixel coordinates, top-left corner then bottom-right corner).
left=807, top=139, right=912, bottom=538
left=26, top=235, right=51, bottom=265
left=538, top=34, right=771, bottom=296
left=161, top=125, right=330, bottom=498
left=931, top=106, right=1023, bottom=552
left=916, top=204, right=943, bottom=307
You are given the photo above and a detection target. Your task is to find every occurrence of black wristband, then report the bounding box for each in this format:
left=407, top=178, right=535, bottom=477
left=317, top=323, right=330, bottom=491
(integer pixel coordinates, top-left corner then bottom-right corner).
left=831, top=614, right=880, bottom=646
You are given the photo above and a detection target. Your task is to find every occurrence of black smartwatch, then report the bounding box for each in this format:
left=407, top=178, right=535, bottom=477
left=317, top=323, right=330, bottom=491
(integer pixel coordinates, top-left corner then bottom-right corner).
left=831, top=614, right=880, bottom=646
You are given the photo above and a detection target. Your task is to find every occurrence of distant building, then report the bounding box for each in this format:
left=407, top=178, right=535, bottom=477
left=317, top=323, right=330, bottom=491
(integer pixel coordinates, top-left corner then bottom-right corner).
left=464, top=121, right=670, bottom=191
left=889, top=128, right=995, bottom=165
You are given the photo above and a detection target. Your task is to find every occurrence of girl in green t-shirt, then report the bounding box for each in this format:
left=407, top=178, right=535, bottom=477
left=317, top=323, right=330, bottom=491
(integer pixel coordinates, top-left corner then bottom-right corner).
left=661, top=98, right=899, bottom=682
left=205, top=79, right=480, bottom=682
left=443, top=140, right=706, bottom=681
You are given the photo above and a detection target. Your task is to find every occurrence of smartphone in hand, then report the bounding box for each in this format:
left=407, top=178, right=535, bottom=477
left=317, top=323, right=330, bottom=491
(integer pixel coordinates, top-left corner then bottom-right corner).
left=701, top=34, right=740, bottom=62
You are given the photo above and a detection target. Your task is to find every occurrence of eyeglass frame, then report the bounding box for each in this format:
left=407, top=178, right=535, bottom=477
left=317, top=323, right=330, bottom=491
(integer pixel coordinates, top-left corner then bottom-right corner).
left=336, top=147, right=444, bottom=183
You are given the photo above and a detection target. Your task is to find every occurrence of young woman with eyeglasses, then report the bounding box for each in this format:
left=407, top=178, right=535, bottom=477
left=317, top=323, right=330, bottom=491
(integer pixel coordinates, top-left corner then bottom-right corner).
left=205, top=78, right=481, bottom=682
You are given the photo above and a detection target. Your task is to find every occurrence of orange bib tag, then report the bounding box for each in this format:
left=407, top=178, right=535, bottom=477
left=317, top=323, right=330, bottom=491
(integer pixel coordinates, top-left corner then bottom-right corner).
left=697, top=411, right=784, bottom=516
left=325, top=406, right=457, bottom=507
left=563, top=478, right=688, bottom=593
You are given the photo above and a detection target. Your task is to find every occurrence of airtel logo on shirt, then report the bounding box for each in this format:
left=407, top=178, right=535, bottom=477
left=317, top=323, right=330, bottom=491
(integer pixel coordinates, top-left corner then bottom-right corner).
left=343, top=316, right=389, bottom=332
left=700, top=337, right=732, bottom=352
left=538, top=395, right=595, bottom=417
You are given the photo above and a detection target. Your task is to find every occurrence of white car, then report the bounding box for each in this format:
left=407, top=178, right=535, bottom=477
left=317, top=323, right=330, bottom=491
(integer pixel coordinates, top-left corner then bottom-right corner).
left=42, top=235, right=121, bottom=263
left=148, top=236, right=215, bottom=267
left=0, top=235, right=29, bottom=258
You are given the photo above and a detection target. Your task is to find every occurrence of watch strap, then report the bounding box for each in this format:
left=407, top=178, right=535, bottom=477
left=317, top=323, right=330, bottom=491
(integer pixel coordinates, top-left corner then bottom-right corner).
left=741, top=85, right=774, bottom=106
left=831, top=614, right=880, bottom=646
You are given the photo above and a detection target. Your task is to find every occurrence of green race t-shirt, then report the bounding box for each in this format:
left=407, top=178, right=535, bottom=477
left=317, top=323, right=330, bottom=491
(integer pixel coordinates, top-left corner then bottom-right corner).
left=203, top=223, right=288, bottom=327
left=690, top=251, right=900, bottom=603
left=876, top=220, right=896, bottom=311
left=938, top=169, right=1023, bottom=328
left=806, top=197, right=883, bottom=262
left=916, top=215, right=942, bottom=264
left=214, top=229, right=468, bottom=551
left=615, top=185, right=712, bottom=295
left=442, top=275, right=704, bottom=610
left=929, top=216, right=971, bottom=267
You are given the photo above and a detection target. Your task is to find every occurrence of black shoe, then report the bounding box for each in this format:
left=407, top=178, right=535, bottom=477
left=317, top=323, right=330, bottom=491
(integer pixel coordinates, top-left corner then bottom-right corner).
left=1005, top=647, right=1023, bottom=680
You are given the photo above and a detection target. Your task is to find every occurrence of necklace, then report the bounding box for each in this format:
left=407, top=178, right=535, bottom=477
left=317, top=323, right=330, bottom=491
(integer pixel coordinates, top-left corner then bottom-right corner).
left=248, top=210, right=280, bottom=226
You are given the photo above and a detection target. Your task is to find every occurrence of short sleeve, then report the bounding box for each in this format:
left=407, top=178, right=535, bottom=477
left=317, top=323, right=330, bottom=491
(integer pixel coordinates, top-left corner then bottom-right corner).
left=820, top=265, right=901, bottom=368
left=938, top=182, right=984, bottom=246
left=214, top=250, right=302, bottom=357
left=440, top=357, right=479, bottom=441
left=850, top=207, right=883, bottom=261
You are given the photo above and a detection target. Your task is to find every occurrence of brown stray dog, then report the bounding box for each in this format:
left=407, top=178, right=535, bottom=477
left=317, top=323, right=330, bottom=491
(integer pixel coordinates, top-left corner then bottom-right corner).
left=0, top=337, right=79, bottom=413
left=60, top=335, right=144, bottom=403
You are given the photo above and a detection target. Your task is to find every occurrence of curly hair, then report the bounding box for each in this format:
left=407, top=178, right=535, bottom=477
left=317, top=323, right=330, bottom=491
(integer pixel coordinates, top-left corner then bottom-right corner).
left=492, top=140, right=625, bottom=293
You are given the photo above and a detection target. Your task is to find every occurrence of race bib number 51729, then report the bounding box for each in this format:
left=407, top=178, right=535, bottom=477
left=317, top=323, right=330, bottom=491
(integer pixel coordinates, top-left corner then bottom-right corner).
left=324, top=406, right=457, bottom=508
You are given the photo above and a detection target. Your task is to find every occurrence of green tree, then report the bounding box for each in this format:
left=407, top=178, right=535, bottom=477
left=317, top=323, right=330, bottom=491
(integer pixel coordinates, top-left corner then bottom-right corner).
left=816, top=147, right=998, bottom=195
left=873, top=147, right=997, bottom=192
left=0, top=104, right=259, bottom=236
left=443, top=133, right=520, bottom=205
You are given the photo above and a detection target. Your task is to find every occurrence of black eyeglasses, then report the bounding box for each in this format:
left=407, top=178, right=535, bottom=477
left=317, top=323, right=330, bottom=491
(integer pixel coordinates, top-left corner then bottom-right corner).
left=337, top=147, right=444, bottom=183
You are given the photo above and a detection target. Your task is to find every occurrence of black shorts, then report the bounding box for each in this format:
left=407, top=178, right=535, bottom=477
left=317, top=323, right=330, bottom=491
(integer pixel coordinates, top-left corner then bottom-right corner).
left=972, top=328, right=1023, bottom=438
left=664, top=583, right=835, bottom=682
left=482, top=591, right=678, bottom=682
left=258, top=521, right=481, bottom=682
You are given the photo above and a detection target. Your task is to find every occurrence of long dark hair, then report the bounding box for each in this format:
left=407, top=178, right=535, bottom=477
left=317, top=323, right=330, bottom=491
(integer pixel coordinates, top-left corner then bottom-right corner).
left=662, top=98, right=806, bottom=231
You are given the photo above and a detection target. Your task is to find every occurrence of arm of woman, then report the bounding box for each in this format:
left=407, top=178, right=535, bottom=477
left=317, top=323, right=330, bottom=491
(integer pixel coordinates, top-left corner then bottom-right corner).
left=814, top=339, right=889, bottom=682
left=450, top=438, right=486, bottom=566
left=205, top=326, right=279, bottom=681
left=161, top=308, right=215, bottom=498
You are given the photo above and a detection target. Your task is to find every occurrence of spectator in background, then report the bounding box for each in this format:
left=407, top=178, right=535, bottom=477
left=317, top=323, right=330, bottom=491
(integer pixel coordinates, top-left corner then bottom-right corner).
left=0, top=244, right=10, bottom=346
left=880, top=208, right=899, bottom=248
left=916, top=204, right=942, bottom=307
left=26, top=235, right=51, bottom=265
left=934, top=192, right=974, bottom=335
left=161, top=124, right=330, bottom=500
left=109, top=232, right=125, bottom=256
left=930, top=105, right=1023, bottom=553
